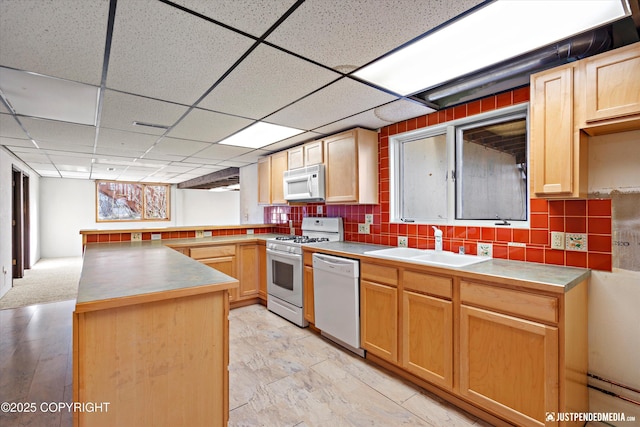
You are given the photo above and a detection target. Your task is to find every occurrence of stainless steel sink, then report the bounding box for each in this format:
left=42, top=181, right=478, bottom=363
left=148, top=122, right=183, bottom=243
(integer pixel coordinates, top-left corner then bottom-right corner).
left=364, top=247, right=490, bottom=268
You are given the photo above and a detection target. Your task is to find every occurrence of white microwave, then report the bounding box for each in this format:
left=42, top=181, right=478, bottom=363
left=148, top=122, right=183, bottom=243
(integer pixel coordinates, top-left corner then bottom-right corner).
left=283, top=164, right=325, bottom=202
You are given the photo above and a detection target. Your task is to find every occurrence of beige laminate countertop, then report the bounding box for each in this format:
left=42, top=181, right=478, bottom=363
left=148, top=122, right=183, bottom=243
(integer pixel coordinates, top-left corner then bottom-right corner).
left=303, top=241, right=590, bottom=294
left=76, top=241, right=240, bottom=312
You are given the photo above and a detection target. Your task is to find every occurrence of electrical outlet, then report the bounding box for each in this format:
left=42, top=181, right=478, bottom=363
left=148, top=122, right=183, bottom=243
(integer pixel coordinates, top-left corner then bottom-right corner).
left=398, top=236, right=408, bottom=247
left=477, top=242, right=493, bottom=257
left=566, top=233, right=587, bottom=252
left=131, top=232, right=142, bottom=241
left=195, top=230, right=204, bottom=238
left=364, top=214, right=373, bottom=224
left=316, top=205, right=323, bottom=215
left=551, top=231, right=565, bottom=250
left=358, top=223, right=370, bottom=234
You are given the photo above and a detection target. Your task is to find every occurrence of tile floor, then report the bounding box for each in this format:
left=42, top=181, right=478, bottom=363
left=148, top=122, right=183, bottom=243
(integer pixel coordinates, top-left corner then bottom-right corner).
left=1, top=299, right=501, bottom=426
left=228, top=304, right=491, bottom=426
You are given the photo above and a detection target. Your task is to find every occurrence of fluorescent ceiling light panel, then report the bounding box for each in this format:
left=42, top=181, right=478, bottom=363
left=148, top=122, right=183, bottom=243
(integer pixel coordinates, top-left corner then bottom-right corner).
left=218, top=122, right=304, bottom=148
left=0, top=67, right=99, bottom=125
left=354, top=0, right=630, bottom=96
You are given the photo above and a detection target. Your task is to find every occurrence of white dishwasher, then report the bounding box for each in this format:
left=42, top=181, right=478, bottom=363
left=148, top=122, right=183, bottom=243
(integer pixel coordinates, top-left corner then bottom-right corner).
left=312, top=253, right=364, bottom=357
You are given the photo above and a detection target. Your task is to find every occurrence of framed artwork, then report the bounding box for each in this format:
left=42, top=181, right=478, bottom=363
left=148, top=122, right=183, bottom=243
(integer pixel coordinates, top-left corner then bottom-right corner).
left=96, top=181, right=170, bottom=222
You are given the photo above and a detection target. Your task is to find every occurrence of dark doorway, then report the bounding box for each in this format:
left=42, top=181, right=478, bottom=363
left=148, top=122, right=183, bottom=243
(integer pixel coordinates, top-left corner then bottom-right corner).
left=12, top=167, right=30, bottom=279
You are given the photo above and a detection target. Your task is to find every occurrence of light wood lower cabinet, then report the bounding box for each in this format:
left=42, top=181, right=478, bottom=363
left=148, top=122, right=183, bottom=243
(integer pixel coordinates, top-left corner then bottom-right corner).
left=74, top=291, right=230, bottom=427
left=360, top=279, right=398, bottom=364
left=190, top=243, right=265, bottom=305
left=460, top=305, right=558, bottom=427
left=303, top=265, right=315, bottom=324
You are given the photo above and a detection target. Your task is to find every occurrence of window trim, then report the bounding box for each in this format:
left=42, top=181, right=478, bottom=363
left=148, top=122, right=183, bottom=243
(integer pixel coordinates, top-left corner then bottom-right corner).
left=389, top=103, right=530, bottom=228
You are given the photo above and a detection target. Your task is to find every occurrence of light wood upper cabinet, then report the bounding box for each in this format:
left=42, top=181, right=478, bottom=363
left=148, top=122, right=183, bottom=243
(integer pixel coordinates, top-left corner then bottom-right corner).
left=584, top=42, right=640, bottom=125
left=270, top=151, right=288, bottom=204
left=530, top=65, right=585, bottom=198
left=324, top=128, right=378, bottom=204
left=288, top=146, right=305, bottom=170
left=530, top=43, right=640, bottom=198
left=304, top=140, right=323, bottom=166
left=257, top=157, right=271, bottom=204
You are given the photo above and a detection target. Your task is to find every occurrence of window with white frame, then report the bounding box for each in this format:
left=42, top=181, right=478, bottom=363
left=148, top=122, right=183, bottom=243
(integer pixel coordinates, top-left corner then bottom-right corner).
left=390, top=104, right=529, bottom=226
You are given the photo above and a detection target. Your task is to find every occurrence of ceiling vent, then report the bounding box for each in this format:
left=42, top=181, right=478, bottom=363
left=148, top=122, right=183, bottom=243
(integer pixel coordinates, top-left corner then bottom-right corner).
left=410, top=27, right=620, bottom=110
left=177, top=167, right=239, bottom=190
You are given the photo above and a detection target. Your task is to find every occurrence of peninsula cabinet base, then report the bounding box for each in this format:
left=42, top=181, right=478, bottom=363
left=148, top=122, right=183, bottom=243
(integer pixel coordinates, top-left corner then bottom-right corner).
left=73, top=291, right=230, bottom=427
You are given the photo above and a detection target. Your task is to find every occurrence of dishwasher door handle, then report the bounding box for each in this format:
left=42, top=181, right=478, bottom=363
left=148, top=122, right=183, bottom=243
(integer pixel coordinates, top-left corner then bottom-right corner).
left=313, top=254, right=348, bottom=266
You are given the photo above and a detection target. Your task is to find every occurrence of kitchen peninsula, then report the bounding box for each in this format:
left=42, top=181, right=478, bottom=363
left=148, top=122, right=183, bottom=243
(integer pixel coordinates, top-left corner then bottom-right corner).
left=72, top=241, right=239, bottom=427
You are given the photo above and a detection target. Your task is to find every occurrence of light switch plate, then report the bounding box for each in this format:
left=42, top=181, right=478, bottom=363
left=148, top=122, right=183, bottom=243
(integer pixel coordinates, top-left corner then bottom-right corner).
left=566, top=233, right=587, bottom=251
left=131, top=232, right=142, bottom=242
left=151, top=233, right=161, bottom=240
left=203, top=231, right=212, bottom=237
left=246, top=229, right=254, bottom=235
left=358, top=223, right=370, bottom=234
left=195, top=230, right=204, bottom=238
left=364, top=214, right=373, bottom=224
left=477, top=242, right=493, bottom=257
left=316, top=205, right=323, bottom=215
left=551, top=231, right=565, bottom=250
left=398, top=236, right=408, bottom=247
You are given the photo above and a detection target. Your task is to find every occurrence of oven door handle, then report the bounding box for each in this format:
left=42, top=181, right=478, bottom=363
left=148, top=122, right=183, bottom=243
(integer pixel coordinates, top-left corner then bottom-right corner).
left=266, top=248, right=303, bottom=260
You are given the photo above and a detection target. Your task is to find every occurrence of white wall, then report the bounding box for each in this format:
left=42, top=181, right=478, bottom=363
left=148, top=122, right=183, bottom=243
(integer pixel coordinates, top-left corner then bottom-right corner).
left=239, top=164, right=263, bottom=224
left=39, top=178, right=242, bottom=257
left=587, top=130, right=640, bottom=420
left=174, top=188, right=240, bottom=226
left=0, top=147, right=40, bottom=298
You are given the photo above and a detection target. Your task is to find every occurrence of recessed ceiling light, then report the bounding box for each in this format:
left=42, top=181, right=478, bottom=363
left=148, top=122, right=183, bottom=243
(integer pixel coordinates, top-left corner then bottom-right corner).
left=218, top=122, right=304, bottom=149
left=354, top=0, right=630, bottom=96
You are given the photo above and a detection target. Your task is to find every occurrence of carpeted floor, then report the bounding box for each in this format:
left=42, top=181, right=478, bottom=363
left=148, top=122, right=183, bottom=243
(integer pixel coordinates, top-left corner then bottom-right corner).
left=0, top=257, right=83, bottom=310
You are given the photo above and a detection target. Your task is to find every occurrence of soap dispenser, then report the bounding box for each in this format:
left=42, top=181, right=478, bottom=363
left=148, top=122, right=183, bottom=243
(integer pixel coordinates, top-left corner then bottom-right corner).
left=433, top=226, right=443, bottom=252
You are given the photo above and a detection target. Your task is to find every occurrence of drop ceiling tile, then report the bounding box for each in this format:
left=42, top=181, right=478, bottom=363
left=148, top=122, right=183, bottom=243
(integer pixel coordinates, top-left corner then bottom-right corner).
left=172, top=0, right=297, bottom=37
left=265, top=78, right=397, bottom=130
left=0, top=101, right=10, bottom=114
left=140, top=151, right=188, bottom=163
left=20, top=117, right=96, bottom=147
left=96, top=128, right=158, bottom=152
left=216, top=160, right=251, bottom=168
left=152, top=137, right=211, bottom=157
left=59, top=171, right=91, bottom=179
left=107, top=0, right=254, bottom=104
left=14, top=152, right=51, bottom=163
left=0, top=114, right=27, bottom=139
left=38, top=143, right=95, bottom=154
left=231, top=149, right=271, bottom=163
left=27, top=162, right=59, bottom=172
left=198, top=44, right=340, bottom=119
left=191, top=143, right=252, bottom=160
left=100, top=90, right=189, bottom=135
left=313, top=99, right=434, bottom=134
left=1, top=136, right=33, bottom=148
left=181, top=157, right=223, bottom=166
left=168, top=109, right=253, bottom=143
left=0, top=0, right=108, bottom=85
left=48, top=155, right=93, bottom=169
left=266, top=0, right=483, bottom=69
left=260, top=131, right=322, bottom=153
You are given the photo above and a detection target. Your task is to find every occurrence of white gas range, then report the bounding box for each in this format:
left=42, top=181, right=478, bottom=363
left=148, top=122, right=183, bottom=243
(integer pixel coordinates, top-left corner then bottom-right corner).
left=266, top=217, right=343, bottom=327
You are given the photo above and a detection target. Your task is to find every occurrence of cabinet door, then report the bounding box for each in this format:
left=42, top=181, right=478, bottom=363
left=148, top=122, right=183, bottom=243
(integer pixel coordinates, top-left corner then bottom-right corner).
left=360, top=279, right=398, bottom=363
left=324, top=131, right=358, bottom=203
left=402, top=291, right=453, bottom=390
left=238, top=245, right=259, bottom=298
left=288, top=146, right=304, bottom=170
left=257, top=157, right=271, bottom=204
left=200, top=256, right=238, bottom=301
left=531, top=66, right=575, bottom=196
left=460, top=305, right=558, bottom=427
left=270, top=151, right=288, bottom=204
left=304, top=140, right=323, bottom=166
left=303, top=265, right=314, bottom=323
left=585, top=44, right=640, bottom=123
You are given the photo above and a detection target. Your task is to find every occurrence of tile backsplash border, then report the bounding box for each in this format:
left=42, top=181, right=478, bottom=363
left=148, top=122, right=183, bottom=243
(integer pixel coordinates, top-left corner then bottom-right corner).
left=265, top=87, right=613, bottom=271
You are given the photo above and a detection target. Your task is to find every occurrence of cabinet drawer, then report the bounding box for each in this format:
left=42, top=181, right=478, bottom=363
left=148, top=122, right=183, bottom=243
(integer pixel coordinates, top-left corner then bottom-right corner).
left=460, top=281, right=557, bottom=324
left=190, top=245, right=236, bottom=260
left=361, top=263, right=398, bottom=287
left=403, top=270, right=452, bottom=299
